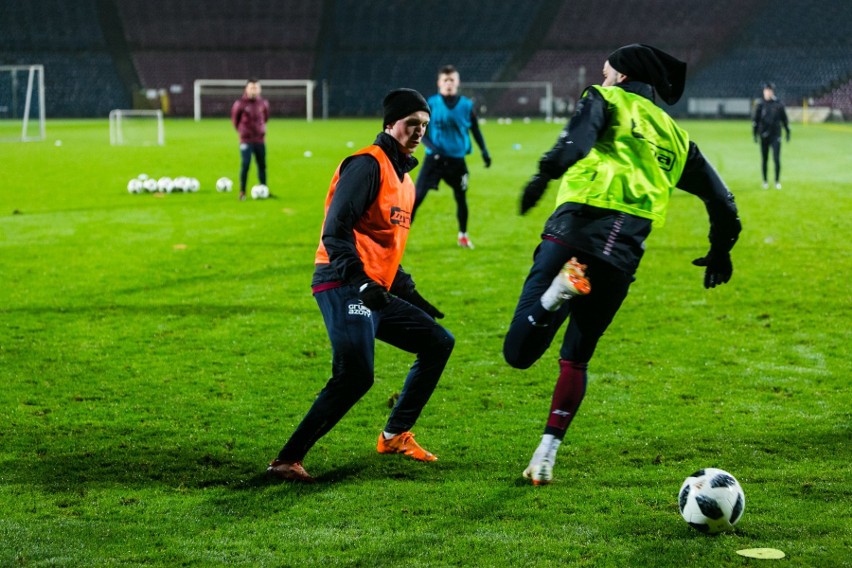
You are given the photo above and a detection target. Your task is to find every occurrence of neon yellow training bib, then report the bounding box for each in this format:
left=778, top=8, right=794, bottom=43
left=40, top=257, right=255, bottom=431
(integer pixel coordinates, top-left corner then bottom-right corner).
left=556, top=85, right=689, bottom=226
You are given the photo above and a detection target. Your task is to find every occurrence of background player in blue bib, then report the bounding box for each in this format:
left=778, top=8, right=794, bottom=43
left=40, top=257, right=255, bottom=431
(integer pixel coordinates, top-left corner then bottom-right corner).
left=412, top=65, right=491, bottom=249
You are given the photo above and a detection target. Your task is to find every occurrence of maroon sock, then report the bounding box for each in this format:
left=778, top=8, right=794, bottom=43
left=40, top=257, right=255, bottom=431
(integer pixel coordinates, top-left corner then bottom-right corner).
left=545, top=359, right=588, bottom=438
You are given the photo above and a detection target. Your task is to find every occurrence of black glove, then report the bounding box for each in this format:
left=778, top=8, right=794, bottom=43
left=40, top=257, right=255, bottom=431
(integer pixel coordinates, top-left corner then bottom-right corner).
left=358, top=280, right=392, bottom=311
left=483, top=153, right=492, bottom=168
left=520, top=174, right=550, bottom=215
left=753, top=134, right=758, bottom=143
left=692, top=251, right=733, bottom=289
left=786, top=131, right=791, bottom=142
left=407, top=290, right=444, bottom=319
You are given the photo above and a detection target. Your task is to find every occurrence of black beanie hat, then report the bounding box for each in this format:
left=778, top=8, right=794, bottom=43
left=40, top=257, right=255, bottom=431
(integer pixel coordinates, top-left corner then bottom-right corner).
left=607, top=44, right=687, bottom=105
left=383, top=88, right=431, bottom=127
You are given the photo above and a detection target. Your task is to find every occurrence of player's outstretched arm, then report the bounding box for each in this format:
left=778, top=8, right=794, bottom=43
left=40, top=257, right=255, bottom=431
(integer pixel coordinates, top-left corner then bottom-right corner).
left=677, top=142, right=742, bottom=288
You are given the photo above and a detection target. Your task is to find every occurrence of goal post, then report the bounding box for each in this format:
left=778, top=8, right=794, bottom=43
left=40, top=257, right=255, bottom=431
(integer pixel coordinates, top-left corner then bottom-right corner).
left=193, top=79, right=316, bottom=122
left=0, top=64, right=46, bottom=142
left=462, top=81, right=554, bottom=121
left=109, top=109, right=165, bottom=146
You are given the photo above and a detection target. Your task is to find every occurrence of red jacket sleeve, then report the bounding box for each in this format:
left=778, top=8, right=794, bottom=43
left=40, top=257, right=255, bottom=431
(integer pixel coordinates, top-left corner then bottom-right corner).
left=231, top=99, right=243, bottom=130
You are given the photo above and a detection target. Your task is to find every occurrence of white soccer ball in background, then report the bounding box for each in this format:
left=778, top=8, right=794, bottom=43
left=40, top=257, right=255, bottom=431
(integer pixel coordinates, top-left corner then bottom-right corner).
left=216, top=177, right=233, bottom=192
left=678, top=468, right=745, bottom=534
left=157, top=176, right=174, bottom=193
left=142, top=178, right=158, bottom=192
left=250, top=184, right=269, bottom=199
left=137, top=173, right=149, bottom=181
left=172, top=176, right=190, bottom=192
left=127, top=178, right=143, bottom=194
left=187, top=177, right=200, bottom=192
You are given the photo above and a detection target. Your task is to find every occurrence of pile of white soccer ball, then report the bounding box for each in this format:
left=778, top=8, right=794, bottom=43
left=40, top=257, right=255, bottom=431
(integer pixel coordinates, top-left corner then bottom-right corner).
left=127, top=174, right=200, bottom=194
left=216, top=177, right=270, bottom=199
left=127, top=175, right=269, bottom=200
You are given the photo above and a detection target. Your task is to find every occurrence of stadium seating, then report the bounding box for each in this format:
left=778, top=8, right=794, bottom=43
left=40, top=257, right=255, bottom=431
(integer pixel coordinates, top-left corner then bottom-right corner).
left=0, top=0, right=849, bottom=119
left=0, top=1, right=106, bottom=51
left=814, top=80, right=852, bottom=120
left=681, top=0, right=851, bottom=107
left=0, top=1, right=129, bottom=117
left=115, top=0, right=320, bottom=117
left=316, top=0, right=540, bottom=116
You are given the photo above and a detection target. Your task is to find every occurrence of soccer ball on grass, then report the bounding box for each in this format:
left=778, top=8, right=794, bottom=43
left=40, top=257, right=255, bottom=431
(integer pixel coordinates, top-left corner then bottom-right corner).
left=172, top=176, right=190, bottom=192
left=678, top=468, right=745, bottom=534
left=251, top=184, right=270, bottom=199
left=127, top=178, right=143, bottom=194
left=157, top=176, right=174, bottom=193
left=216, top=177, right=233, bottom=192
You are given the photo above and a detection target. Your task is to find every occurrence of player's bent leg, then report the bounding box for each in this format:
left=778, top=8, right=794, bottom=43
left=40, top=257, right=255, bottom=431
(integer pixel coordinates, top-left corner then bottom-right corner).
left=376, top=299, right=454, bottom=459
left=270, top=287, right=378, bottom=475
left=503, top=240, right=579, bottom=369
left=521, top=260, right=631, bottom=485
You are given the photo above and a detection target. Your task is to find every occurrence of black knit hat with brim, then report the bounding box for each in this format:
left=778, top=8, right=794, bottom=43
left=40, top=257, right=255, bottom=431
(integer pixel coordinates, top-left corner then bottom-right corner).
left=383, top=88, right=431, bottom=127
left=607, top=44, right=687, bottom=105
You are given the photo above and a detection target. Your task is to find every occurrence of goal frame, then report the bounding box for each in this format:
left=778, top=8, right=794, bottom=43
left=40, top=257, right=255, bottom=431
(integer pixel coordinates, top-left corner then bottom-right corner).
left=109, top=109, right=165, bottom=146
left=462, top=81, right=554, bottom=121
left=193, top=79, right=317, bottom=122
left=0, top=64, right=46, bottom=142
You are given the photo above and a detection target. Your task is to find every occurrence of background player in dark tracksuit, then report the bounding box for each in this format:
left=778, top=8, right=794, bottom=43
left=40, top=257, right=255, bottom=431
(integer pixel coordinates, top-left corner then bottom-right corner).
left=752, top=81, right=790, bottom=189
left=413, top=65, right=491, bottom=249
left=505, top=44, right=742, bottom=485
left=268, top=89, right=454, bottom=483
left=231, top=78, right=270, bottom=200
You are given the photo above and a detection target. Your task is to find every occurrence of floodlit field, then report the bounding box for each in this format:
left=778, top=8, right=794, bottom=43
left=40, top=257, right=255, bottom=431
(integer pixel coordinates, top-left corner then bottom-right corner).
left=1, top=117, right=850, bottom=566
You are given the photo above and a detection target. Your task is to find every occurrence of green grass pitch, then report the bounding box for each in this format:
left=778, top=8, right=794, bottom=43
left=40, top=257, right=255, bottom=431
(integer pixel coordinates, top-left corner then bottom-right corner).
left=1, top=117, right=850, bottom=566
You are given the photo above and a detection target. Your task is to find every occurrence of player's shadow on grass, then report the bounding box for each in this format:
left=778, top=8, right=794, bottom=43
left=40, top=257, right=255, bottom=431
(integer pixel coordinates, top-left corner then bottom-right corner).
left=6, top=444, right=454, bottom=498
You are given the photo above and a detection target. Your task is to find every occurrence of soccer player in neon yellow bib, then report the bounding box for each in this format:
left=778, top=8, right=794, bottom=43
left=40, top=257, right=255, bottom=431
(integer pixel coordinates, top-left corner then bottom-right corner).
left=504, top=44, right=742, bottom=486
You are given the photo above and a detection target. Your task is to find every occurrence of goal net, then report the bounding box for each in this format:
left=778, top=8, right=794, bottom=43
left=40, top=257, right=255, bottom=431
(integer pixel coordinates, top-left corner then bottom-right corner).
left=193, top=79, right=317, bottom=121
left=461, top=81, right=554, bottom=121
left=109, top=109, right=165, bottom=146
left=0, top=65, right=46, bottom=142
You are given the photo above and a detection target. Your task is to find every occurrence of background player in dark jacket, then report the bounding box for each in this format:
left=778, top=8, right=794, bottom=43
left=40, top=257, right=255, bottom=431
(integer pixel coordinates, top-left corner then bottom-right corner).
left=507, top=44, right=742, bottom=486
left=413, top=65, right=491, bottom=249
left=752, top=81, right=790, bottom=189
left=267, top=89, right=454, bottom=483
left=231, top=78, right=270, bottom=200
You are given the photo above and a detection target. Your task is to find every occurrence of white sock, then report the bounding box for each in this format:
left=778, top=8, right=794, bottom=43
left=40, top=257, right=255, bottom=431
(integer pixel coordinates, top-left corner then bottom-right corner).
left=541, top=281, right=572, bottom=312
left=383, top=431, right=397, bottom=440
left=530, top=434, right=561, bottom=463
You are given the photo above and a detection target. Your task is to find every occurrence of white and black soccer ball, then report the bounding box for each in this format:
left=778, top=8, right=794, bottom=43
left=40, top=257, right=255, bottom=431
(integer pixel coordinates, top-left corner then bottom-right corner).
left=186, top=177, right=200, bottom=192
left=127, top=178, right=143, bottom=194
left=250, top=184, right=269, bottom=199
left=172, top=176, right=190, bottom=192
left=216, top=177, right=233, bottom=192
left=157, top=176, right=174, bottom=193
left=142, top=178, right=158, bottom=192
left=678, top=468, right=745, bottom=534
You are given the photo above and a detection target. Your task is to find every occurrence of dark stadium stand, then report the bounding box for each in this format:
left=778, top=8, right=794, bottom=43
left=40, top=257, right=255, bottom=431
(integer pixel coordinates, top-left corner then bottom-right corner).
left=0, top=0, right=849, bottom=119
left=315, top=0, right=542, bottom=116
left=114, top=0, right=319, bottom=117
left=0, top=0, right=129, bottom=117
left=814, top=80, right=852, bottom=118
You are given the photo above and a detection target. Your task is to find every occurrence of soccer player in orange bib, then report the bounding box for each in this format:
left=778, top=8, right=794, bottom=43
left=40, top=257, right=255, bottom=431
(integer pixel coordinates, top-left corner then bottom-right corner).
left=268, top=89, right=454, bottom=482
